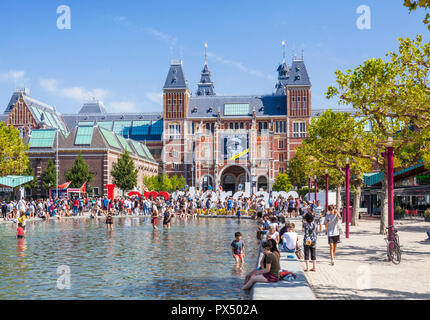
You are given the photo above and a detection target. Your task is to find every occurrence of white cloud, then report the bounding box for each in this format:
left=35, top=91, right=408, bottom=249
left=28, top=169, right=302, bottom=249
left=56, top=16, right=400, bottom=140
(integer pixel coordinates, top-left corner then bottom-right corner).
left=146, top=92, right=163, bottom=106
left=207, top=51, right=275, bottom=81
left=109, top=101, right=137, bottom=113
left=113, top=16, right=177, bottom=46
left=1, top=70, right=25, bottom=82
left=40, top=78, right=109, bottom=103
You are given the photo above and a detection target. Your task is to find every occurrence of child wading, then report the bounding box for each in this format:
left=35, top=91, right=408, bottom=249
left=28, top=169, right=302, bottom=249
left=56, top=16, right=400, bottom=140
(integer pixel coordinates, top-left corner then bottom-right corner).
left=231, top=232, right=245, bottom=264
left=17, top=223, right=25, bottom=239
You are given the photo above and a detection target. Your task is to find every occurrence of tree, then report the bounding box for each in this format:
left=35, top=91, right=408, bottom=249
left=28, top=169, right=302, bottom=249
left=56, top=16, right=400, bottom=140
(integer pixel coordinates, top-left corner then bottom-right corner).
left=287, top=154, right=309, bottom=190
left=0, top=122, right=29, bottom=176
left=111, top=151, right=138, bottom=193
left=23, top=160, right=39, bottom=191
left=65, top=153, right=93, bottom=189
left=404, top=0, right=430, bottom=29
left=272, top=173, right=293, bottom=192
left=143, top=174, right=186, bottom=192
left=42, top=159, right=56, bottom=190
left=326, top=36, right=429, bottom=233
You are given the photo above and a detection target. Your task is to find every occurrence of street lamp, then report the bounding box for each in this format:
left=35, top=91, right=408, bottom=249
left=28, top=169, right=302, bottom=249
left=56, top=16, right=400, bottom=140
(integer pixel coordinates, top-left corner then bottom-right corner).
left=325, top=169, right=329, bottom=213
left=308, top=176, right=311, bottom=202
left=55, top=129, right=59, bottom=199
left=345, top=157, right=350, bottom=239
left=314, top=175, right=318, bottom=202
left=386, top=136, right=394, bottom=242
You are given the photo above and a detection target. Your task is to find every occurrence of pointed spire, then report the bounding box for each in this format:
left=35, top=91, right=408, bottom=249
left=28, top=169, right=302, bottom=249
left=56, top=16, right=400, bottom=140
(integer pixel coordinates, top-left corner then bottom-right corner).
left=205, top=41, right=208, bottom=65
left=196, top=42, right=215, bottom=96
left=282, top=41, right=286, bottom=63
left=275, top=41, right=290, bottom=96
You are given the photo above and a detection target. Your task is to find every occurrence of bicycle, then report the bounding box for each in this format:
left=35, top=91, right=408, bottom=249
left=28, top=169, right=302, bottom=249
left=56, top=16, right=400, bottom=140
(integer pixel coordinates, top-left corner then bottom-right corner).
left=385, top=225, right=401, bottom=264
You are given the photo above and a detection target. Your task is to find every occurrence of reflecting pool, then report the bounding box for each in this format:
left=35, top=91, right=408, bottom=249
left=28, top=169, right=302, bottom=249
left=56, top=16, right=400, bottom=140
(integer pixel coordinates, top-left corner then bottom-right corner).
left=0, top=217, right=259, bottom=299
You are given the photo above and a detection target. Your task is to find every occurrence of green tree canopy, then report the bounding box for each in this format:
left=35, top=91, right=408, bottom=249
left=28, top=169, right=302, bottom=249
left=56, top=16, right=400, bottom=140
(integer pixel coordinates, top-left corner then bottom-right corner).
left=143, top=174, right=186, bottom=193
left=272, top=173, right=293, bottom=192
left=23, top=160, right=39, bottom=191
left=42, top=159, right=56, bottom=190
left=404, top=0, right=430, bottom=29
left=0, top=123, right=29, bottom=176
left=111, top=150, right=138, bottom=192
left=65, top=153, right=93, bottom=188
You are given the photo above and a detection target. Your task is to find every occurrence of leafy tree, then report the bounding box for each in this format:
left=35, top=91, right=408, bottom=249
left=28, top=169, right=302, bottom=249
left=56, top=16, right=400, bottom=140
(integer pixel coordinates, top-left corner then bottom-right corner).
left=42, top=159, right=56, bottom=190
left=272, top=173, right=293, bottom=192
left=65, top=153, right=93, bottom=189
left=143, top=174, right=186, bottom=192
left=287, top=154, right=309, bottom=190
left=0, top=122, right=29, bottom=176
left=111, top=151, right=138, bottom=193
left=23, top=160, right=38, bottom=191
left=404, top=0, right=430, bottom=29
left=326, top=36, right=429, bottom=233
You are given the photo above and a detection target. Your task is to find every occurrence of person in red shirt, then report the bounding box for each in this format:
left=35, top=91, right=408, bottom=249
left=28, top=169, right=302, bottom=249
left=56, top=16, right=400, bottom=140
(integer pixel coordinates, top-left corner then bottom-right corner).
left=73, top=198, right=79, bottom=216
left=17, top=223, right=25, bottom=239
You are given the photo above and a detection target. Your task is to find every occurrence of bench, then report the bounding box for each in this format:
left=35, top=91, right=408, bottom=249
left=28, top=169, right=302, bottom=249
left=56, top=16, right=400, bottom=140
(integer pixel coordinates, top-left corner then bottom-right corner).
left=250, top=245, right=316, bottom=300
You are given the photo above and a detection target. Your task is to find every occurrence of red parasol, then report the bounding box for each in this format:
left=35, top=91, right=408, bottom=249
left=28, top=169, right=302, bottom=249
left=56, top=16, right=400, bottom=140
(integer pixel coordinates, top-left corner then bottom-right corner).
left=128, top=191, right=142, bottom=198
left=158, top=191, right=170, bottom=200
left=149, top=191, right=159, bottom=199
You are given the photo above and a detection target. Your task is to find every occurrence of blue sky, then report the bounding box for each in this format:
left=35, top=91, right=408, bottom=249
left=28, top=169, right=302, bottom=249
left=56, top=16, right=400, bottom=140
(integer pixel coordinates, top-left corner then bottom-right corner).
left=0, top=0, right=429, bottom=114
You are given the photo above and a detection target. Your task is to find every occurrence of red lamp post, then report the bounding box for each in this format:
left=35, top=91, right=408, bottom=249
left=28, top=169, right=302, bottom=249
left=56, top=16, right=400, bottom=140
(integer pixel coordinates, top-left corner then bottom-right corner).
left=314, top=175, right=318, bottom=202
left=308, top=177, right=311, bottom=201
left=325, top=169, right=329, bottom=213
left=387, top=137, right=394, bottom=242
left=345, top=157, right=350, bottom=239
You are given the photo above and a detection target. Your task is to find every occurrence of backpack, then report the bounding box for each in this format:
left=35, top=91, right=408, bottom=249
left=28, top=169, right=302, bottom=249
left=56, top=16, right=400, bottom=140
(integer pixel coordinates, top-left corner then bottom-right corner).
left=279, top=270, right=297, bottom=281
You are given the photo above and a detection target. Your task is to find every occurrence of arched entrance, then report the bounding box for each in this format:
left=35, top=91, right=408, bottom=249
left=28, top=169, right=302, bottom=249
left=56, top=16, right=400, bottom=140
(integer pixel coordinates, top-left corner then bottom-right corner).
left=257, top=176, right=268, bottom=191
left=202, top=175, right=214, bottom=191
left=220, top=165, right=250, bottom=193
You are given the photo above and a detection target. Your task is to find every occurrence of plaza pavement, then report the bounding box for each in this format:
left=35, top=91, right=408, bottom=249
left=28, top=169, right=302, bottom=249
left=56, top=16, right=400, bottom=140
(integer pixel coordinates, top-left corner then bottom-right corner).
left=295, top=218, right=430, bottom=300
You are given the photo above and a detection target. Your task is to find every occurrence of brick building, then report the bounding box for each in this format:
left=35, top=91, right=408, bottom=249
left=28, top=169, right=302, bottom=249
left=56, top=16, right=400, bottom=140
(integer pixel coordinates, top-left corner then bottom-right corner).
left=162, top=53, right=312, bottom=192
left=0, top=47, right=312, bottom=193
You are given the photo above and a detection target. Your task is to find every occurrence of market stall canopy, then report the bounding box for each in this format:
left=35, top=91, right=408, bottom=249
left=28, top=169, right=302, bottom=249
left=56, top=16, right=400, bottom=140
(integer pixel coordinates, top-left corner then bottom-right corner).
left=0, top=175, right=34, bottom=188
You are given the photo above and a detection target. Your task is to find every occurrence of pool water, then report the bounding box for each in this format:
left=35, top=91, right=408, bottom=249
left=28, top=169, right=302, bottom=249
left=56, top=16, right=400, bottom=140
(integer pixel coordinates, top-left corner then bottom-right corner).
left=0, top=217, right=259, bottom=300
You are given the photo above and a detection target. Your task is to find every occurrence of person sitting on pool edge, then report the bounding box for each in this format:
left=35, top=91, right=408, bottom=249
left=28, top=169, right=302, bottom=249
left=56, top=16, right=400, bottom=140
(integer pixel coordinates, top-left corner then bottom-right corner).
left=241, top=241, right=280, bottom=290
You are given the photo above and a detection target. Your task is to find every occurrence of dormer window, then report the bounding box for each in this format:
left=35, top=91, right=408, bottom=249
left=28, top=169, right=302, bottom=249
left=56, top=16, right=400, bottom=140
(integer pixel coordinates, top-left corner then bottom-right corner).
left=208, top=107, right=213, bottom=113
left=260, top=106, right=264, bottom=112
left=295, top=75, right=301, bottom=81
left=192, top=107, right=198, bottom=113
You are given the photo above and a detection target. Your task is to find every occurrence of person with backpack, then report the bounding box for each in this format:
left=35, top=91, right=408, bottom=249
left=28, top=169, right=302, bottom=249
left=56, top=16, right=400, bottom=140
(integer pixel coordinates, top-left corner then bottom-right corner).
left=303, top=213, right=317, bottom=272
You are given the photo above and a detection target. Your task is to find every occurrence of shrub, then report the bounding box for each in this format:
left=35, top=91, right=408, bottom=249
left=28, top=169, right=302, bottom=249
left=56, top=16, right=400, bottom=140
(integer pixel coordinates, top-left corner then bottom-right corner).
left=424, top=209, right=430, bottom=222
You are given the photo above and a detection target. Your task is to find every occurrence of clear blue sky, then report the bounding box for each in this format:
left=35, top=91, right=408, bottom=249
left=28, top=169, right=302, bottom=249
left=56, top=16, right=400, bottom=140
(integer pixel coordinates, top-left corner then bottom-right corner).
left=0, top=0, right=429, bottom=114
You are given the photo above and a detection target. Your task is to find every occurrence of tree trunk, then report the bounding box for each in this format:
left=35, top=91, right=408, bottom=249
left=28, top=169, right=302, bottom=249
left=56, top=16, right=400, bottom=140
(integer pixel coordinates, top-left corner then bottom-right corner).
left=380, top=174, right=388, bottom=235
left=336, top=186, right=341, bottom=211
left=351, top=184, right=361, bottom=226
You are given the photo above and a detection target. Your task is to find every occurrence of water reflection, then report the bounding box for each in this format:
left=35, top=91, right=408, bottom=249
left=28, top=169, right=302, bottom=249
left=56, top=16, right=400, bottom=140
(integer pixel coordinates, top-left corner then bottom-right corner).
left=0, top=218, right=258, bottom=300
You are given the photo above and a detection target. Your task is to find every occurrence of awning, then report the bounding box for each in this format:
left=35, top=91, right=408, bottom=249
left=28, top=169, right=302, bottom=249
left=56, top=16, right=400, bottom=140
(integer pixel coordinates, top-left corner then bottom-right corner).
left=363, top=161, right=425, bottom=186
left=0, top=175, right=34, bottom=188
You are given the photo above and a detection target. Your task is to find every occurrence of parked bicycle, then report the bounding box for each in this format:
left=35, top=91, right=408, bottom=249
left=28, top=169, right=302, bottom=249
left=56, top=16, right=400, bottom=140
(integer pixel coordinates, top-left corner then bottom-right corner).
left=385, top=225, right=401, bottom=264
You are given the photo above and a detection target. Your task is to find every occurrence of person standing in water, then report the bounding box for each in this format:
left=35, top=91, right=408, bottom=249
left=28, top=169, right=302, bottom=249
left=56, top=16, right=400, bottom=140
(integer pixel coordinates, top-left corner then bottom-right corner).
left=151, top=202, right=159, bottom=230
left=105, top=208, right=114, bottom=231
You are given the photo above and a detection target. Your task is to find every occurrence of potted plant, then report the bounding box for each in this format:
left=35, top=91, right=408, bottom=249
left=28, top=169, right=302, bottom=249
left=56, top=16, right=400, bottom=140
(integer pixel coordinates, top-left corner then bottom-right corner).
left=394, top=205, right=404, bottom=220
left=424, top=209, right=430, bottom=222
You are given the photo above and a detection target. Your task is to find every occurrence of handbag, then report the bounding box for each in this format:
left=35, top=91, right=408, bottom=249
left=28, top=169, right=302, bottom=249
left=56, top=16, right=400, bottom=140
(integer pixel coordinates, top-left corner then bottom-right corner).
left=295, top=246, right=304, bottom=260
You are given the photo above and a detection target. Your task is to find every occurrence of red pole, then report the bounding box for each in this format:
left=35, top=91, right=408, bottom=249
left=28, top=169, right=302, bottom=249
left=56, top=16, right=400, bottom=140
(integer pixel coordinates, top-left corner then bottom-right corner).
left=308, top=177, right=311, bottom=201
left=387, top=144, right=394, bottom=242
left=345, top=161, right=350, bottom=238
left=314, top=177, right=318, bottom=202
left=325, top=172, right=329, bottom=212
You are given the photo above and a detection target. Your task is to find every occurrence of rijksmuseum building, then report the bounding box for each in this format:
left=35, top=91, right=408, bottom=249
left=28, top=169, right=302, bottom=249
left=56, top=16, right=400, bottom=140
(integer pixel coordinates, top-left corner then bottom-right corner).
left=0, top=51, right=313, bottom=195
